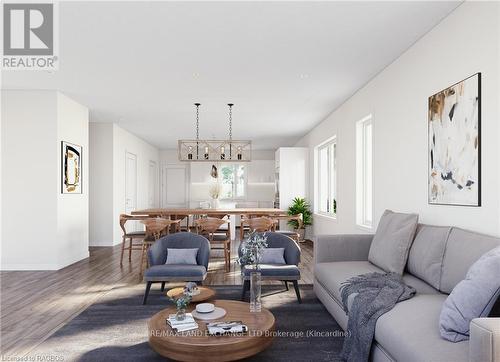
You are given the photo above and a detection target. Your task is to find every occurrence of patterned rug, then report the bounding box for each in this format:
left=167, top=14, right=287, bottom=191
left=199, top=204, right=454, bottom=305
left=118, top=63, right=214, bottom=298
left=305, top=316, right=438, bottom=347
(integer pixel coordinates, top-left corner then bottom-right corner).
left=31, top=284, right=345, bottom=361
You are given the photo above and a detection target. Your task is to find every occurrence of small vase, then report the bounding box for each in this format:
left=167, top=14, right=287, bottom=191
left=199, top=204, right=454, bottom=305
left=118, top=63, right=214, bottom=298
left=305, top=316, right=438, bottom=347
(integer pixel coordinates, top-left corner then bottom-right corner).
left=176, top=308, right=186, bottom=321
left=211, top=198, right=220, bottom=209
left=250, top=269, right=262, bottom=313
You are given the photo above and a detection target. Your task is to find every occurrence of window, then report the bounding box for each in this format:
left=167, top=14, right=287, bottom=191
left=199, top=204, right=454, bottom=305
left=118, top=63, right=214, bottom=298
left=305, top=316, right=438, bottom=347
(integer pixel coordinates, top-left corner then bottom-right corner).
left=220, top=164, right=246, bottom=199
left=356, top=115, right=373, bottom=228
left=316, top=137, right=337, bottom=217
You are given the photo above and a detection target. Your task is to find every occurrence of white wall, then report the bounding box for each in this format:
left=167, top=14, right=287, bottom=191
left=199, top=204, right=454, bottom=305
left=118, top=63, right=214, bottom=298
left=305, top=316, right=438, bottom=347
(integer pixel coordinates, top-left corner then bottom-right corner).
left=112, top=124, right=160, bottom=243
left=1, top=90, right=89, bottom=270
left=296, top=2, right=500, bottom=237
left=57, top=93, right=90, bottom=266
left=88, top=123, right=160, bottom=246
left=159, top=149, right=276, bottom=208
left=89, top=123, right=114, bottom=246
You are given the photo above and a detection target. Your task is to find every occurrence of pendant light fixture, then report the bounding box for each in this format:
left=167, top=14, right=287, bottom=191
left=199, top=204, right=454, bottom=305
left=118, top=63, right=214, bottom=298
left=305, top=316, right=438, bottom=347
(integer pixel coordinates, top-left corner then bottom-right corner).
left=178, top=103, right=252, bottom=162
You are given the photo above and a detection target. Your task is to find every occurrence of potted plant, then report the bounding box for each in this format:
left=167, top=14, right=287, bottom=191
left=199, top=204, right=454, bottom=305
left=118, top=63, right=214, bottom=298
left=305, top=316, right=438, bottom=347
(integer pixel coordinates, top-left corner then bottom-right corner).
left=168, top=294, right=192, bottom=321
left=287, top=197, right=312, bottom=241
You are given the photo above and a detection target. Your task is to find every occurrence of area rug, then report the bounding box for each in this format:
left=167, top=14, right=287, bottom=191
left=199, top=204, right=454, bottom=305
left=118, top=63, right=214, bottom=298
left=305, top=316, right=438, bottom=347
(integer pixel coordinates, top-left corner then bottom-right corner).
left=31, top=284, right=344, bottom=361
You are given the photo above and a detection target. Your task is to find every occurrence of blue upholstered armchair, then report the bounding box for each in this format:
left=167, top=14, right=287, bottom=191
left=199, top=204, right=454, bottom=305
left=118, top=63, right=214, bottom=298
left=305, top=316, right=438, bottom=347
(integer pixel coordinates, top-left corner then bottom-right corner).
left=239, top=232, right=302, bottom=303
left=143, top=232, right=210, bottom=304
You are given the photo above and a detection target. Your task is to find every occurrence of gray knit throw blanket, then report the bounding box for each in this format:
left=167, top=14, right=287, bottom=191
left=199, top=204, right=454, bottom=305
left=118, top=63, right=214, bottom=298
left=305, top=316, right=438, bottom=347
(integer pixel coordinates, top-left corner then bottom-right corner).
left=340, top=272, right=416, bottom=362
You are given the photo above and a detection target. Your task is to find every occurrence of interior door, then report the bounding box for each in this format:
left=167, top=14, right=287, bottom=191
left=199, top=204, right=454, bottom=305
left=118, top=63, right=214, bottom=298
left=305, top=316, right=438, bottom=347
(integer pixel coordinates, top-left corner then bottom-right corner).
left=162, top=165, right=188, bottom=208
left=148, top=160, right=157, bottom=208
left=125, top=152, right=138, bottom=229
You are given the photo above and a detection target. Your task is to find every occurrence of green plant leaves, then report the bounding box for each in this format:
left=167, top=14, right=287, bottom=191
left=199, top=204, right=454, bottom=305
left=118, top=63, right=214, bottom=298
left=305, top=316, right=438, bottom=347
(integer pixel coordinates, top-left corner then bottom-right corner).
left=287, top=197, right=312, bottom=229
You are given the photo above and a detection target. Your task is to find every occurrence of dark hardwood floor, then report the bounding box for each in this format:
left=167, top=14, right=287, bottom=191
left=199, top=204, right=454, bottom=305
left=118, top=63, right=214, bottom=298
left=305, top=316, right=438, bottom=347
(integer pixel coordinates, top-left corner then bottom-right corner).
left=0, top=233, right=313, bottom=357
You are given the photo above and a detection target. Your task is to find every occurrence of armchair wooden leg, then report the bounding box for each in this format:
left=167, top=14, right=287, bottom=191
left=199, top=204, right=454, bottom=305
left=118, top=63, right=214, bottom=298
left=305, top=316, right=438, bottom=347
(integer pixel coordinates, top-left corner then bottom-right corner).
left=241, top=280, right=250, bottom=301
left=161, top=282, right=165, bottom=292
left=120, top=236, right=126, bottom=266
left=143, top=281, right=152, bottom=305
left=128, top=237, right=133, bottom=261
left=284, top=281, right=289, bottom=291
left=292, top=280, right=302, bottom=304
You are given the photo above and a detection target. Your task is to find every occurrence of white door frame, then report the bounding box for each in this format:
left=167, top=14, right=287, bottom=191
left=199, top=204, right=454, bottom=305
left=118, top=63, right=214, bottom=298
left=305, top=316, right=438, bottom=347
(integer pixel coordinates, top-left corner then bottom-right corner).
left=161, top=163, right=189, bottom=208
left=148, top=160, right=159, bottom=208
left=125, top=151, right=137, bottom=212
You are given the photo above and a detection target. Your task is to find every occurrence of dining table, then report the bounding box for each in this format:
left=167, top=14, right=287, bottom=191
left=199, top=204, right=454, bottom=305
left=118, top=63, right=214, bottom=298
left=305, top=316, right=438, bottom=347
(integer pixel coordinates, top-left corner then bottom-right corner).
left=131, top=208, right=287, bottom=240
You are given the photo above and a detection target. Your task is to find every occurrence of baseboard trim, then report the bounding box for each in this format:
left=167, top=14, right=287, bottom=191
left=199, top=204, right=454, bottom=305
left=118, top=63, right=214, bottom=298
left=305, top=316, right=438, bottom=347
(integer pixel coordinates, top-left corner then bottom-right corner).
left=57, top=250, right=90, bottom=269
left=1, top=250, right=90, bottom=271
left=1, top=263, right=62, bottom=271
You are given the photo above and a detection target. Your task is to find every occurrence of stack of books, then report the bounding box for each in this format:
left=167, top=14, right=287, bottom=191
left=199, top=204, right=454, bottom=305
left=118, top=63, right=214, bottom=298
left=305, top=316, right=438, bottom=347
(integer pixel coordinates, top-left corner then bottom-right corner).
left=167, top=313, right=198, bottom=332
left=207, top=321, right=248, bottom=336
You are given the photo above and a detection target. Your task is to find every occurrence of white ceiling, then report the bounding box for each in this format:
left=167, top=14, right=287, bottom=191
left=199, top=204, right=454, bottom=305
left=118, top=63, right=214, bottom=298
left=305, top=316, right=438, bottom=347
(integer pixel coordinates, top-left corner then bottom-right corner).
left=2, top=1, right=461, bottom=149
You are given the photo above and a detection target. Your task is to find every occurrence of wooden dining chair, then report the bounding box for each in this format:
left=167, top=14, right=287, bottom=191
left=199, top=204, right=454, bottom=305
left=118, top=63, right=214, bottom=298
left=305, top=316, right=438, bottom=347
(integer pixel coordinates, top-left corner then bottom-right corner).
left=140, top=218, right=176, bottom=275
left=209, top=213, right=230, bottom=233
left=239, top=213, right=270, bottom=239
left=271, top=214, right=303, bottom=242
left=244, top=216, right=276, bottom=234
left=195, top=217, right=231, bottom=272
left=171, top=214, right=190, bottom=232
left=119, top=214, right=149, bottom=266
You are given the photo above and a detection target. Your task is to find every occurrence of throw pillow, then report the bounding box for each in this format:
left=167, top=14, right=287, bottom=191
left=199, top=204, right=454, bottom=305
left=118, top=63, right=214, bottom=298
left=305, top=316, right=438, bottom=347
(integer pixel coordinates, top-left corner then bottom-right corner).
left=260, top=248, right=286, bottom=264
left=165, top=248, right=199, bottom=265
left=368, top=209, right=419, bottom=274
left=439, top=246, right=500, bottom=342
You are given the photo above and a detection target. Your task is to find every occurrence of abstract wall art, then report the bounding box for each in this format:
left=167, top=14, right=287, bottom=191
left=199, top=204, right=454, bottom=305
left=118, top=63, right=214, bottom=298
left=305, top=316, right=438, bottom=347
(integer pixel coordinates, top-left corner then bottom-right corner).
left=62, top=141, right=82, bottom=194
left=428, top=73, right=481, bottom=206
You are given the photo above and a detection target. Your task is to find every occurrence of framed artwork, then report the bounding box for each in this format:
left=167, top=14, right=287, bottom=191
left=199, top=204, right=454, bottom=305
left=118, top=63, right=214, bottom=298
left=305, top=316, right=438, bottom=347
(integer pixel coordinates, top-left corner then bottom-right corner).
left=62, top=141, right=82, bottom=194
left=428, top=73, right=481, bottom=206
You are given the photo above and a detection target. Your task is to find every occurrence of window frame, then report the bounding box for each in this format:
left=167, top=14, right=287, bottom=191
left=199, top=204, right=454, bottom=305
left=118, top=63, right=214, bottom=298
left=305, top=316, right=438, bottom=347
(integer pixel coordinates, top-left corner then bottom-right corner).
left=219, top=163, right=247, bottom=200
left=356, top=115, right=374, bottom=229
left=314, top=136, right=337, bottom=219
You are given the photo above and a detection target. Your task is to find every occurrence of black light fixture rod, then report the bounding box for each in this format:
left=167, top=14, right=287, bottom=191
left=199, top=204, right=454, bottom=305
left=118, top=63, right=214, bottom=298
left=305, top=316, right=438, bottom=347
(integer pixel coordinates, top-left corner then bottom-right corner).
left=195, top=103, right=201, bottom=159
left=228, top=103, right=234, bottom=159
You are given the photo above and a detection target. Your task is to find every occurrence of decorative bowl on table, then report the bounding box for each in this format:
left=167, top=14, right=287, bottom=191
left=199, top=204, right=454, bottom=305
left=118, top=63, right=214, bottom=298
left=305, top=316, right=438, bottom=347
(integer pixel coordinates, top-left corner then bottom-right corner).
left=184, top=282, right=200, bottom=296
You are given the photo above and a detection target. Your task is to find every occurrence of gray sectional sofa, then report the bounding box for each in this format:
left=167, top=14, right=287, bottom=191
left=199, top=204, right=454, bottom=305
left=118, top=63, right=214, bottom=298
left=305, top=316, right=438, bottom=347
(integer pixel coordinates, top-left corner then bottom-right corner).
left=314, top=224, right=500, bottom=362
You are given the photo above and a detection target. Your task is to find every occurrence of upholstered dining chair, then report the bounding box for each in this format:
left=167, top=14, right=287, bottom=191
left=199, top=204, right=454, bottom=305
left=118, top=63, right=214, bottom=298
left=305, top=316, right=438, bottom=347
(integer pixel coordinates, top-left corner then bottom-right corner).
left=143, top=232, right=210, bottom=304
left=195, top=217, right=231, bottom=272
left=119, top=214, right=149, bottom=266
left=239, top=232, right=302, bottom=303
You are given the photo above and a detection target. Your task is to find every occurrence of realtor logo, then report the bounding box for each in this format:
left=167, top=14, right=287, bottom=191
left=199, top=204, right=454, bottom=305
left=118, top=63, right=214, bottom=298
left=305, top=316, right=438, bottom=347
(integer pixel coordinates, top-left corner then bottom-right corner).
left=2, top=2, right=58, bottom=70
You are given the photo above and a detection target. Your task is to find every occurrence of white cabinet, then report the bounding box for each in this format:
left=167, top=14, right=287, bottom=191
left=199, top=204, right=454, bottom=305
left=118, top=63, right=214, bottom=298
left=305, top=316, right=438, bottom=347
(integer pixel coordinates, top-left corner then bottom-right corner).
left=275, top=147, right=309, bottom=212
left=248, top=160, right=275, bottom=183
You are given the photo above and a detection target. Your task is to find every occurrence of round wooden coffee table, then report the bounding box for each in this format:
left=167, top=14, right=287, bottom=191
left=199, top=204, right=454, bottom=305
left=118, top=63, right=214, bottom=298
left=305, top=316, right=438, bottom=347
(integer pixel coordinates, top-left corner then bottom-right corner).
left=166, top=286, right=215, bottom=303
left=148, top=300, right=275, bottom=361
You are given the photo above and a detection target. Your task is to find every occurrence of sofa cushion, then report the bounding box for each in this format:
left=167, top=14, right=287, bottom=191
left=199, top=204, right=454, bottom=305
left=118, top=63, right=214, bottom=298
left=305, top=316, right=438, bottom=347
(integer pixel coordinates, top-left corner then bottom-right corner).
left=315, top=261, right=439, bottom=305
left=375, top=294, right=468, bottom=362
left=315, top=261, right=384, bottom=303
left=407, top=224, right=450, bottom=290
left=440, top=246, right=500, bottom=342
left=403, top=274, right=440, bottom=295
left=368, top=210, right=419, bottom=275
left=440, top=227, right=500, bottom=293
